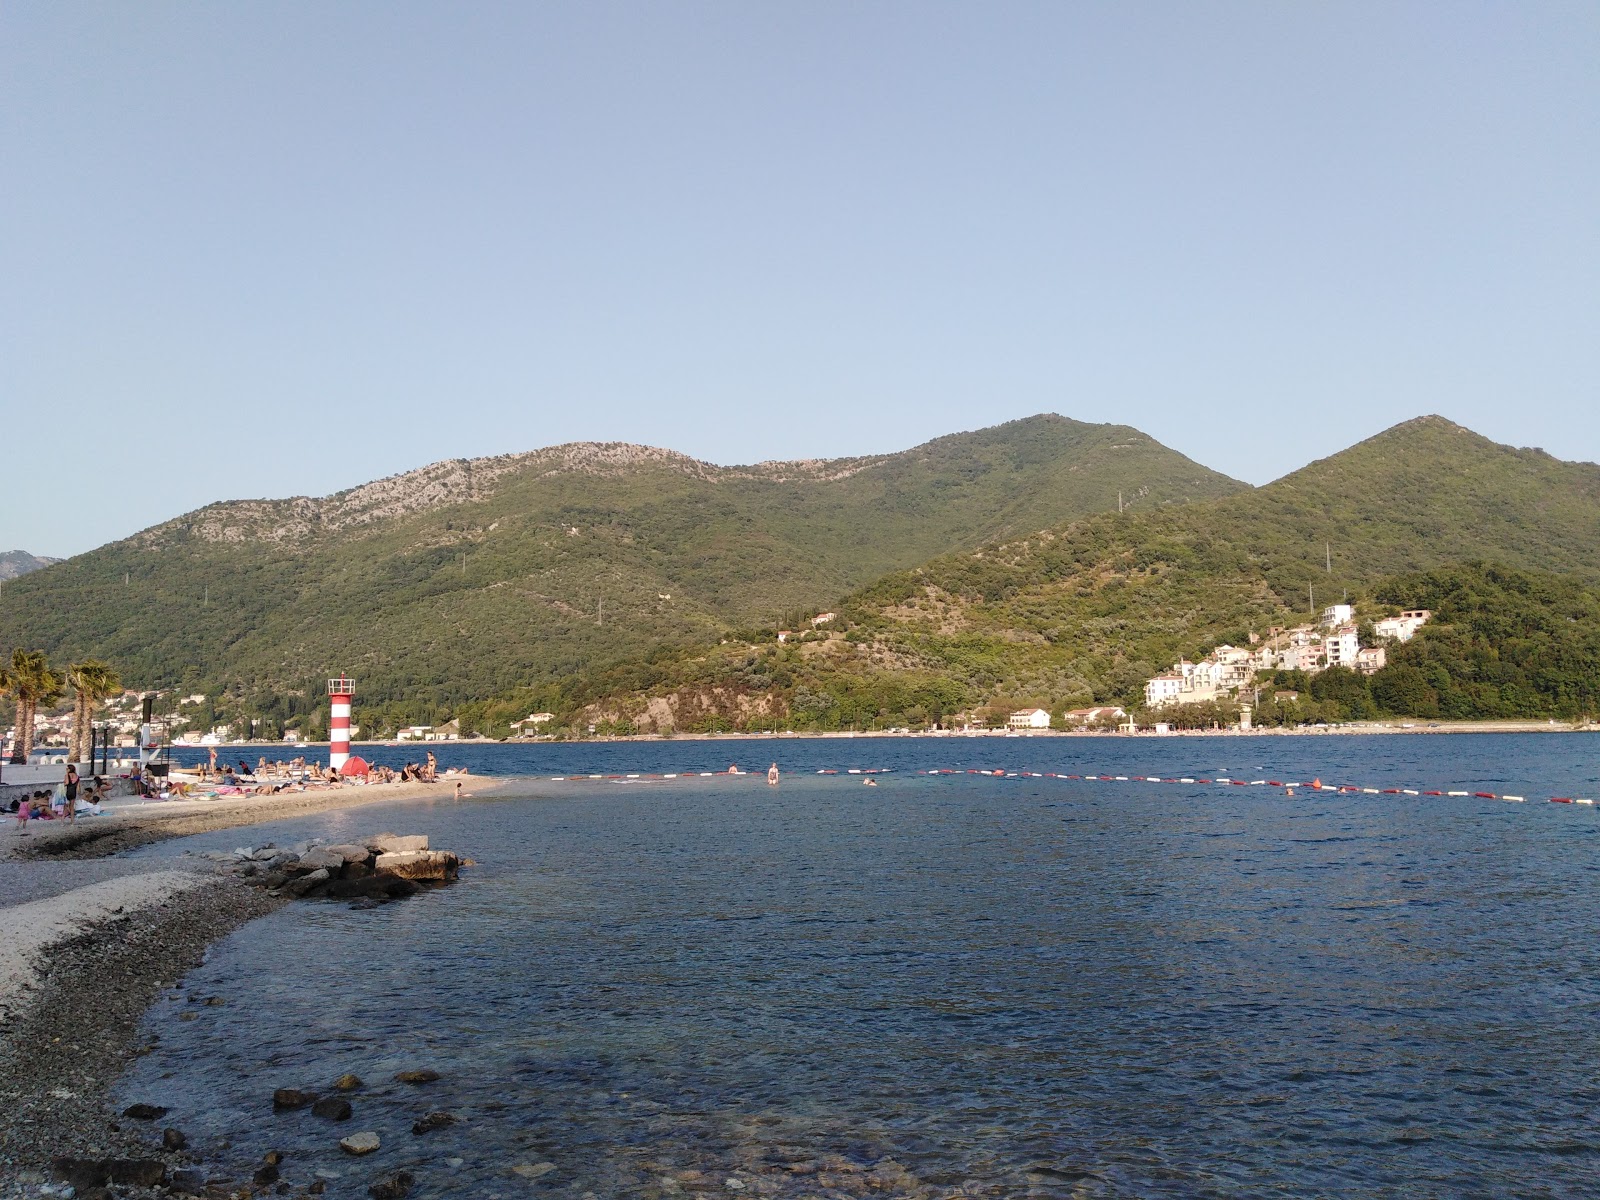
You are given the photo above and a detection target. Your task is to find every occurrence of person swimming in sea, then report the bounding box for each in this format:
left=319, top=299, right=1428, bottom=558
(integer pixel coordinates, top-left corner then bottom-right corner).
left=767, top=763, right=779, bottom=786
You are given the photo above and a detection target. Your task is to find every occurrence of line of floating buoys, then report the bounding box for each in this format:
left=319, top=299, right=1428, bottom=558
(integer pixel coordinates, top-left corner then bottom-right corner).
left=898, top=769, right=1593, bottom=808
left=534, top=768, right=1591, bottom=807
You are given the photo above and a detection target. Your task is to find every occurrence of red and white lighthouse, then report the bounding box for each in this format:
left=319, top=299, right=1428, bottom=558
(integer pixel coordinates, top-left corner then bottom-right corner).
left=328, top=676, right=354, bottom=771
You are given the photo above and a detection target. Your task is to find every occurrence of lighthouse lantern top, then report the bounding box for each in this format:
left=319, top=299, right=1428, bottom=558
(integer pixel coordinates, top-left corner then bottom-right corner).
left=328, top=676, right=355, bottom=697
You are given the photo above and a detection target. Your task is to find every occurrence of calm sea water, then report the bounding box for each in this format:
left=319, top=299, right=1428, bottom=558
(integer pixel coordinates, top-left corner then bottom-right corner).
left=121, top=735, right=1600, bottom=1198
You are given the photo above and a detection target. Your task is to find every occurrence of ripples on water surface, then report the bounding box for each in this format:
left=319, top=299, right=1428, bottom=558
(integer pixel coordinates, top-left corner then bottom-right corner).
left=123, top=736, right=1600, bottom=1197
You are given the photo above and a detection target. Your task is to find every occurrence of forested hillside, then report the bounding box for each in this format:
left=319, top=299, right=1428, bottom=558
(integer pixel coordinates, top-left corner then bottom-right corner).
left=0, top=415, right=1239, bottom=713
left=524, top=418, right=1600, bottom=736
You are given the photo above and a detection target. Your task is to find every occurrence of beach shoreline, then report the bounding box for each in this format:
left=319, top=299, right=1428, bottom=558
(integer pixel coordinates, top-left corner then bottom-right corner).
left=1, top=775, right=500, bottom=863
left=0, top=775, right=502, bottom=1195
left=510, top=718, right=1599, bottom=742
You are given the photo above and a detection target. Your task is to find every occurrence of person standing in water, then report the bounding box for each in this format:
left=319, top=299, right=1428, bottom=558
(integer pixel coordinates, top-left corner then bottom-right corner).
left=767, top=763, right=779, bottom=786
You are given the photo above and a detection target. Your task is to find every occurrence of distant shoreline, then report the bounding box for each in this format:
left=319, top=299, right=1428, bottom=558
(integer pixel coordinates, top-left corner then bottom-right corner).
left=104, top=719, right=1597, bottom=757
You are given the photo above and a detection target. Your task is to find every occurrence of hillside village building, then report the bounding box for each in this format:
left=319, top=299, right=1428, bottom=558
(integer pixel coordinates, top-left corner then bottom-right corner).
left=1375, top=610, right=1431, bottom=642
left=1008, top=708, right=1052, bottom=730
left=1142, top=608, right=1427, bottom=708
left=1323, top=625, right=1360, bottom=668
left=1064, top=706, right=1129, bottom=725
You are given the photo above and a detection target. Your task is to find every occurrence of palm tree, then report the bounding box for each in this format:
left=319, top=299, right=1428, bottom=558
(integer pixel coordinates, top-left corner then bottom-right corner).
left=3, top=649, right=64, bottom=762
left=69, top=659, right=123, bottom=764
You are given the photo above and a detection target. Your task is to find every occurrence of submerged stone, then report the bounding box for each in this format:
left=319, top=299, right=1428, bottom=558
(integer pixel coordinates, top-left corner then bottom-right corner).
left=340, top=1131, right=381, bottom=1155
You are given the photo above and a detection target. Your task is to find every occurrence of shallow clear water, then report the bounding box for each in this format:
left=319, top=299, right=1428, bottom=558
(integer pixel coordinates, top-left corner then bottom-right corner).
left=121, top=735, right=1600, bottom=1198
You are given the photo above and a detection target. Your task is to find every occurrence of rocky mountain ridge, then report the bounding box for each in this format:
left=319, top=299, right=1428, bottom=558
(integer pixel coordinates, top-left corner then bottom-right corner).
left=0, top=550, right=61, bottom=581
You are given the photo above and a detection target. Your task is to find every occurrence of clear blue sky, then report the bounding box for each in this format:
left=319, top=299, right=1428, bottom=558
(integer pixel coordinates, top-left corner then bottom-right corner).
left=4, top=3, right=1596, bottom=557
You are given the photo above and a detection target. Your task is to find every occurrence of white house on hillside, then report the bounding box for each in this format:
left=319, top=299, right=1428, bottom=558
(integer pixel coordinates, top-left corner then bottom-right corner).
left=1065, top=706, right=1128, bottom=725
left=1144, top=675, right=1184, bottom=707
left=1320, top=603, right=1355, bottom=628
left=1324, top=625, right=1360, bottom=668
left=1375, top=609, right=1431, bottom=642
left=1008, top=708, right=1052, bottom=730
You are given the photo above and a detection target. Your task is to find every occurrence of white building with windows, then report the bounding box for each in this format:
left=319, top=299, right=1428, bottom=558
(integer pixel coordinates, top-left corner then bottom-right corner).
left=1144, top=675, right=1184, bottom=707
left=1375, top=609, right=1431, bottom=642
left=1324, top=625, right=1360, bottom=668
left=1007, top=708, right=1052, bottom=730
left=1320, top=603, right=1355, bottom=628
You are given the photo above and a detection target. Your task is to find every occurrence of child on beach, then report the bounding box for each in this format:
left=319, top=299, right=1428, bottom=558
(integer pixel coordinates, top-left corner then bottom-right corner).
left=14, top=793, right=31, bottom=832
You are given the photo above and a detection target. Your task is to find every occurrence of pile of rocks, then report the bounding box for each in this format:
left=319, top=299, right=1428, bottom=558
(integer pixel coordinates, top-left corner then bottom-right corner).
left=204, top=833, right=465, bottom=902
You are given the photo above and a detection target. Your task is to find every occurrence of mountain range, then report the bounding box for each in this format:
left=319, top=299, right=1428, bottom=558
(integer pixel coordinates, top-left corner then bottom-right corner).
left=3, top=413, right=1598, bottom=733
left=0, top=415, right=1237, bottom=705
left=0, top=551, right=61, bottom=582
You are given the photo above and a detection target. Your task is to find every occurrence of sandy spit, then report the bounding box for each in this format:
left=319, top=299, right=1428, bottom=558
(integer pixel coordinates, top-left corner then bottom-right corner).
left=2, top=776, right=501, bottom=863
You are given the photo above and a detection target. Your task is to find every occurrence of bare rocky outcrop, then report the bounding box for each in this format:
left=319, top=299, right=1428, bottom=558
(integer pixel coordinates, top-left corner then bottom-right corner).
left=132, top=441, right=894, bottom=548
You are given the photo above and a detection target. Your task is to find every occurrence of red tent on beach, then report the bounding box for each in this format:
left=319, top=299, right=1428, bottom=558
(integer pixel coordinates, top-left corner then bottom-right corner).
left=341, top=755, right=371, bottom=776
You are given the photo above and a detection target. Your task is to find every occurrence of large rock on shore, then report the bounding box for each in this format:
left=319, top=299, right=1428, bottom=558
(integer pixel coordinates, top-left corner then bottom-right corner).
left=227, top=831, right=462, bottom=902
left=369, top=833, right=429, bottom=854
left=373, top=850, right=460, bottom=881
left=295, top=846, right=347, bottom=872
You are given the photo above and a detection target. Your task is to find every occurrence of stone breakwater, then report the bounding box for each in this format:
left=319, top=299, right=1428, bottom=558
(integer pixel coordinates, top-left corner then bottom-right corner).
left=206, top=832, right=466, bottom=903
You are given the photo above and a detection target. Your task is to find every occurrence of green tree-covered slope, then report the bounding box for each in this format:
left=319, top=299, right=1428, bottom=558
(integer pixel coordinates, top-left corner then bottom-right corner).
left=545, top=418, right=1600, bottom=734
left=0, top=415, right=1239, bottom=704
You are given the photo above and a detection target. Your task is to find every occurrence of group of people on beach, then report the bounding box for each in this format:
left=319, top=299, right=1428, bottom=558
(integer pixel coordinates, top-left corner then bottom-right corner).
left=8, top=764, right=110, bottom=831
left=7, top=748, right=468, bottom=831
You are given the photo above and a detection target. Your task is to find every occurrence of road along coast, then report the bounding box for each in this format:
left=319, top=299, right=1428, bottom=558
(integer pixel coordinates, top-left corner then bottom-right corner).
left=0, top=776, right=499, bottom=1196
